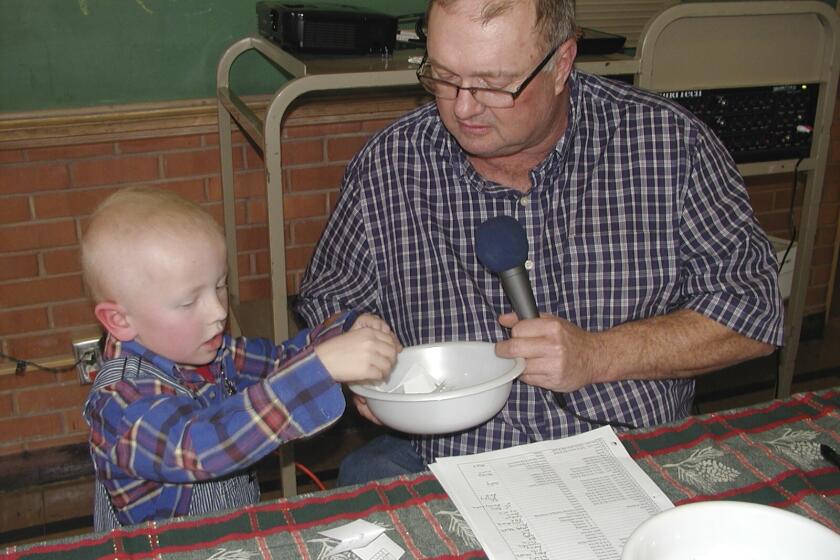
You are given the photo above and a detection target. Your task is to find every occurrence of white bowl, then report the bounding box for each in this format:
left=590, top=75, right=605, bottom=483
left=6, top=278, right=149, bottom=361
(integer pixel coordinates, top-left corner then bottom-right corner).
left=622, top=500, right=840, bottom=560
left=348, top=341, right=525, bottom=435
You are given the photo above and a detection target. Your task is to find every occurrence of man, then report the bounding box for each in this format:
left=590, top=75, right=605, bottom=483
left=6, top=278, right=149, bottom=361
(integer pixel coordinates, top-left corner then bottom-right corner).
left=297, top=0, right=783, bottom=485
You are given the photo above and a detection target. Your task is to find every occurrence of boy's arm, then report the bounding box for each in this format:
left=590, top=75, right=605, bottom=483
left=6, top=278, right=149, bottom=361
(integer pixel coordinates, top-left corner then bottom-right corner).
left=86, top=350, right=344, bottom=485
left=229, top=309, right=359, bottom=388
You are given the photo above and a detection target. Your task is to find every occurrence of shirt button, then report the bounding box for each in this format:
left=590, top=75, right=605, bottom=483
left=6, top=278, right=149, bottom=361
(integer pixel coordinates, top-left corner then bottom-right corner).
left=524, top=259, right=534, bottom=270
left=209, top=391, right=216, bottom=399
left=519, top=196, right=530, bottom=207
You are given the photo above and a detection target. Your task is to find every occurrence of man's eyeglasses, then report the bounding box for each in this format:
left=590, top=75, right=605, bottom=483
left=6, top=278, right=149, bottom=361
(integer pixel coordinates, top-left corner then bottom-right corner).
left=415, top=46, right=558, bottom=108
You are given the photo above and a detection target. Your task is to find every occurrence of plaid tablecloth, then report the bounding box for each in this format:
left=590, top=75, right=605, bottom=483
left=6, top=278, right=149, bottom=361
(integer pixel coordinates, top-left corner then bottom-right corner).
left=6, top=388, right=839, bottom=559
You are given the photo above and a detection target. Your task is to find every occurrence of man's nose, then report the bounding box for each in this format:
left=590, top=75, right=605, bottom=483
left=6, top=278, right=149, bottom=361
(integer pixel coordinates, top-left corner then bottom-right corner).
left=453, top=87, right=485, bottom=120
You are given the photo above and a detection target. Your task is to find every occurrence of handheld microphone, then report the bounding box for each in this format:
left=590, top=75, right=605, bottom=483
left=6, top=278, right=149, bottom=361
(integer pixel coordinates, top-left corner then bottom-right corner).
left=476, top=217, right=636, bottom=429
left=475, top=216, right=539, bottom=319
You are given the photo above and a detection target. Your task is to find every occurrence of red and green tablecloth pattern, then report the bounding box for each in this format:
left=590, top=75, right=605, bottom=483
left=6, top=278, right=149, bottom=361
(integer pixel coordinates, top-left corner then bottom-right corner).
left=5, top=388, right=839, bottom=559
left=621, top=387, right=840, bottom=531
left=5, top=472, right=485, bottom=560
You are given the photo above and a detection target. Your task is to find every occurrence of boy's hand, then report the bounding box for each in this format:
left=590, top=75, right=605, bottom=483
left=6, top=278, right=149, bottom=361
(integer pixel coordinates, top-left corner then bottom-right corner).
left=315, top=315, right=400, bottom=382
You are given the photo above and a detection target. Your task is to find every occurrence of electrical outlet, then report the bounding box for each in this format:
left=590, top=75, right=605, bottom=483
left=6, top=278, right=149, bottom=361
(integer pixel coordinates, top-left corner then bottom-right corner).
left=72, top=336, right=102, bottom=385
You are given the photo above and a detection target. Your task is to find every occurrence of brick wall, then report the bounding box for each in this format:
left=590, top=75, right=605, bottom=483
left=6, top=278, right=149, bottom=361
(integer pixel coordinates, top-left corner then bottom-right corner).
left=0, top=92, right=839, bottom=457
left=0, top=96, right=424, bottom=456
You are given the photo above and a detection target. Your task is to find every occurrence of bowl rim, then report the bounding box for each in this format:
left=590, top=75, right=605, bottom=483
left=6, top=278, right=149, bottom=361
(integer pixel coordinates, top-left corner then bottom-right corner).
left=348, top=340, right=525, bottom=403
left=623, top=500, right=840, bottom=558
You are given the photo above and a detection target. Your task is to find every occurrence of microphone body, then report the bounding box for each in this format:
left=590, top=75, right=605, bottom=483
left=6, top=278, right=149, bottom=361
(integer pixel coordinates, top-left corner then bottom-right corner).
left=498, top=267, right=539, bottom=320
left=475, top=216, right=539, bottom=320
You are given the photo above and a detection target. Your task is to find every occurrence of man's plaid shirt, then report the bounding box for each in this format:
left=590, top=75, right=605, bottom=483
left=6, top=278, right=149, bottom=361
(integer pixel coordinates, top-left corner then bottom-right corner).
left=297, top=71, right=783, bottom=464
left=85, top=311, right=355, bottom=530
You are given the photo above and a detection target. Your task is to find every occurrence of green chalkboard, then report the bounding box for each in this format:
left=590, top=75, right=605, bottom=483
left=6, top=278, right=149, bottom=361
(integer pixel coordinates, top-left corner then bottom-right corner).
left=0, top=0, right=427, bottom=113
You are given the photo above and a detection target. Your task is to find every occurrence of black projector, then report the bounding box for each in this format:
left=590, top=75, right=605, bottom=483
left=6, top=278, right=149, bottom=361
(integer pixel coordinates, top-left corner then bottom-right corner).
left=256, top=2, right=398, bottom=55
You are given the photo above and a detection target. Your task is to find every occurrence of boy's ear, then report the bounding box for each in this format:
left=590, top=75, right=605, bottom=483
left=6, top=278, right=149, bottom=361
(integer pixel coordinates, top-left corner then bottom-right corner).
left=94, top=302, right=137, bottom=342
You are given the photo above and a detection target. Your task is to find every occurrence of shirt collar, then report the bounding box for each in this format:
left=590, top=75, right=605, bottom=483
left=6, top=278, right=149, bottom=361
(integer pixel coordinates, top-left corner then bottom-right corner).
left=109, top=337, right=225, bottom=383
left=553, top=69, right=580, bottom=159
left=433, top=116, right=469, bottom=179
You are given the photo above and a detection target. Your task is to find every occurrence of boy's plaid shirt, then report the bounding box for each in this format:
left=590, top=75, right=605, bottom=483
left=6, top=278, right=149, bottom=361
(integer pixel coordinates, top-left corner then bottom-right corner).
left=85, top=310, right=356, bottom=528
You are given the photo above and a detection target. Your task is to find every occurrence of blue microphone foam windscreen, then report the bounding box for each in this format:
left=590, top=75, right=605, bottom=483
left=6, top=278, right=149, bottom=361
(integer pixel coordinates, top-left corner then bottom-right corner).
left=475, top=216, right=529, bottom=273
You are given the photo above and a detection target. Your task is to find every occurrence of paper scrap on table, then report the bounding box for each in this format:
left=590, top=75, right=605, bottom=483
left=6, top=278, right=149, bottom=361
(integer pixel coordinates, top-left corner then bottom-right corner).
left=353, top=534, right=405, bottom=560
left=318, top=519, right=404, bottom=558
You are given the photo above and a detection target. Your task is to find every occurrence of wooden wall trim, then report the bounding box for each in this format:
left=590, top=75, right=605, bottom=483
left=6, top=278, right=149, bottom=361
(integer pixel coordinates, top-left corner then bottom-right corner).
left=0, top=98, right=221, bottom=147
left=0, top=92, right=430, bottom=149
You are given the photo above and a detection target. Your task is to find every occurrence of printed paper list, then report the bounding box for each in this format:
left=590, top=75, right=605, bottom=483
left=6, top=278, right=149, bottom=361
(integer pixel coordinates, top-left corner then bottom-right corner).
left=430, top=426, right=673, bottom=560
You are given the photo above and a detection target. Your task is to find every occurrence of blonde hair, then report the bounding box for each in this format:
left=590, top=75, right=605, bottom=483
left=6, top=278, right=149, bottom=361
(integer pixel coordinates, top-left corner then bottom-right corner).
left=426, top=0, right=576, bottom=52
left=81, top=187, right=224, bottom=303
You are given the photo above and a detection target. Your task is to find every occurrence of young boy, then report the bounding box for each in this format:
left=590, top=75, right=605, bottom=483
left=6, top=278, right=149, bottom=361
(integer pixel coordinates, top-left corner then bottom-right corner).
left=81, top=187, right=400, bottom=531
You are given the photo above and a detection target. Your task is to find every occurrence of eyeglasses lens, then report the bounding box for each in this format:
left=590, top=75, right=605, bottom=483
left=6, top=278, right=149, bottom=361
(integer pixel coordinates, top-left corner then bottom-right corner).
left=417, top=74, right=515, bottom=108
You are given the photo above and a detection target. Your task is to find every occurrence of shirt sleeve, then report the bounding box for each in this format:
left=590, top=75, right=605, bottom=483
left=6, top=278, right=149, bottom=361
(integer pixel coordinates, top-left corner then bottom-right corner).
left=84, top=312, right=360, bottom=485
left=227, top=309, right=359, bottom=389
left=677, top=125, right=784, bottom=346
left=296, top=167, right=380, bottom=327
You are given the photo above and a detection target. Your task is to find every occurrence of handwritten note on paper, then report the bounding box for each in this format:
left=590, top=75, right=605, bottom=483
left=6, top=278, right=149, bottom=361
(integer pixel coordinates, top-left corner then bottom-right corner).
left=429, top=426, right=673, bottom=560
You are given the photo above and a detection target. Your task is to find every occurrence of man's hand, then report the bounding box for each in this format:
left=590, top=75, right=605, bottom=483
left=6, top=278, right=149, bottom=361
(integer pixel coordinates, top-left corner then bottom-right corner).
left=495, top=309, right=775, bottom=390
left=494, top=312, right=603, bottom=393
left=351, top=393, right=384, bottom=425
left=315, top=313, right=401, bottom=383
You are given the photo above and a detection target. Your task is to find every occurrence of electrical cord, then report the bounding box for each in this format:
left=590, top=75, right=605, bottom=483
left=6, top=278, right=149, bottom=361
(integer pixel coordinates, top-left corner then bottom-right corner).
left=773, top=350, right=783, bottom=400
left=0, top=349, right=87, bottom=375
left=773, top=157, right=804, bottom=400
left=778, top=157, right=804, bottom=276
left=294, top=462, right=327, bottom=491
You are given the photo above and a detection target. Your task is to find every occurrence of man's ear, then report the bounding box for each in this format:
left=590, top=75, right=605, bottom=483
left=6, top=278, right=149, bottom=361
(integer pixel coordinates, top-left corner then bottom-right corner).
left=94, top=302, right=137, bottom=342
left=553, top=37, right=578, bottom=95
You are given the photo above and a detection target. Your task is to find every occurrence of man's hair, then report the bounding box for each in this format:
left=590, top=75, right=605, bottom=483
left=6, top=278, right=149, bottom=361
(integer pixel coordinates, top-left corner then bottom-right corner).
left=81, top=186, right=224, bottom=303
left=426, top=0, right=576, bottom=51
